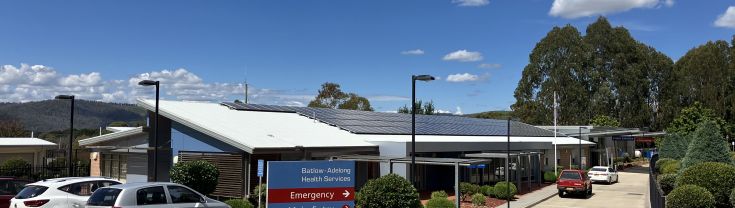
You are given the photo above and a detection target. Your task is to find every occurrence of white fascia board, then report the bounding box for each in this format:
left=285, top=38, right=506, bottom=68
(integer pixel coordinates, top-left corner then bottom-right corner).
left=78, top=127, right=144, bottom=146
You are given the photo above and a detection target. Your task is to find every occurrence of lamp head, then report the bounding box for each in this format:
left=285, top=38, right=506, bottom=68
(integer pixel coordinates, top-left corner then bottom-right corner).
left=55, top=95, right=74, bottom=100
left=413, top=75, right=435, bottom=81
left=138, top=80, right=159, bottom=86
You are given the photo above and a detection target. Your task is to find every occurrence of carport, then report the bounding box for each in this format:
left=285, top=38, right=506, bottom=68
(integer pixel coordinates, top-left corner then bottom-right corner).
left=464, top=152, right=544, bottom=194
left=331, top=155, right=491, bottom=208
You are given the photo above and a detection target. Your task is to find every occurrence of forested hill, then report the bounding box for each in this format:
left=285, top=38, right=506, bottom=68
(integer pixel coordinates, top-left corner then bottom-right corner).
left=0, top=100, right=146, bottom=132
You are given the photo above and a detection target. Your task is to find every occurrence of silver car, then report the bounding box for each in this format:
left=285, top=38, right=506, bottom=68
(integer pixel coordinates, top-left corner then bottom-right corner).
left=85, top=182, right=229, bottom=208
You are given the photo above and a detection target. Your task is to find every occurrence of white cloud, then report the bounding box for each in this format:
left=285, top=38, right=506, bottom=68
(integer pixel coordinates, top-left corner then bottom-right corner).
left=446, top=73, right=489, bottom=82
left=0, top=63, right=314, bottom=105
left=715, top=6, right=735, bottom=28
left=436, top=109, right=452, bottom=114
left=478, top=63, right=501, bottom=69
left=549, top=0, right=671, bottom=19
left=452, top=0, right=489, bottom=7
left=443, top=50, right=483, bottom=62
left=401, top=49, right=425, bottom=55
left=59, top=72, right=102, bottom=87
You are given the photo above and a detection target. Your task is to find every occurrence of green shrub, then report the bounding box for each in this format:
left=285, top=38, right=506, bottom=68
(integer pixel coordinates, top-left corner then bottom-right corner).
left=657, top=174, right=677, bottom=195
left=356, top=174, right=421, bottom=208
left=730, top=188, right=735, bottom=208
left=480, top=185, right=493, bottom=197
left=656, top=158, right=675, bottom=173
left=250, top=184, right=267, bottom=208
left=0, top=158, right=29, bottom=177
left=492, top=182, right=517, bottom=200
left=224, top=199, right=254, bottom=208
left=666, top=185, right=716, bottom=208
left=543, top=171, right=557, bottom=182
left=681, top=120, right=733, bottom=171
left=431, top=190, right=448, bottom=199
left=661, top=160, right=681, bottom=174
left=425, top=197, right=454, bottom=208
left=676, top=162, right=735, bottom=207
left=659, top=133, right=689, bottom=160
left=170, top=160, right=220, bottom=195
left=459, top=182, right=480, bottom=201
left=471, top=193, right=486, bottom=206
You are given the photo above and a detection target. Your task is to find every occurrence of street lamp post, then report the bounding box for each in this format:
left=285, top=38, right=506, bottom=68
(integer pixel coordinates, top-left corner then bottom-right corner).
left=411, top=74, right=434, bottom=186
left=138, top=80, right=160, bottom=181
left=578, top=126, right=587, bottom=169
left=55, top=95, right=75, bottom=176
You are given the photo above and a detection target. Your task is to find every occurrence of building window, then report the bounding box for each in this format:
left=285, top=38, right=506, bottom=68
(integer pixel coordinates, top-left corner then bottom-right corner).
left=101, top=154, right=127, bottom=182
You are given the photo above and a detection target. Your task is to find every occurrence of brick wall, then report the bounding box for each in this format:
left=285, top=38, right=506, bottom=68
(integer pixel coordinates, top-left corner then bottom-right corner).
left=90, top=152, right=100, bottom=176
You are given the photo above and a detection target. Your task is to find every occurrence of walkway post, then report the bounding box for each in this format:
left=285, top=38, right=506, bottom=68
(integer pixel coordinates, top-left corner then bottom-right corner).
left=455, top=162, right=460, bottom=208
left=506, top=118, right=511, bottom=208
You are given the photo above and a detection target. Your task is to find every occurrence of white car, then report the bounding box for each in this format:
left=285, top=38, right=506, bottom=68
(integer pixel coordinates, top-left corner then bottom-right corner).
left=10, top=177, right=121, bottom=208
left=587, top=166, right=619, bottom=184
left=86, top=182, right=229, bottom=208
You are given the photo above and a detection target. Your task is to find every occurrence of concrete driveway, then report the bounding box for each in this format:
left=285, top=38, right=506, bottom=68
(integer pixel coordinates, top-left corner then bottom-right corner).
left=530, top=166, right=649, bottom=208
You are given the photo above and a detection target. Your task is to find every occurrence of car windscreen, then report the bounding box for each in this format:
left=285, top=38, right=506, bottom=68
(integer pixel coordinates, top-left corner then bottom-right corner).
left=0, top=180, right=28, bottom=195
left=87, top=188, right=122, bottom=206
left=14, top=185, right=48, bottom=199
left=590, top=168, right=607, bottom=172
left=559, top=171, right=581, bottom=180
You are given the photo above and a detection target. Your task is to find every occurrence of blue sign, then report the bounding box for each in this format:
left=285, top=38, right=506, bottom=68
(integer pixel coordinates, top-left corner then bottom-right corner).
left=612, top=136, right=635, bottom=141
left=267, top=160, right=355, bottom=208
left=257, top=160, right=264, bottom=177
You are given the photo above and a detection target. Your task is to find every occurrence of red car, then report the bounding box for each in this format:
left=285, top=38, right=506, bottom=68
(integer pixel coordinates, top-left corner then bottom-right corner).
left=0, top=177, right=30, bottom=208
left=557, top=170, right=592, bottom=198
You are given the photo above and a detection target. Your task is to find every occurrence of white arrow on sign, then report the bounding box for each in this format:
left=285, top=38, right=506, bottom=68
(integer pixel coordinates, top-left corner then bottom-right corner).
left=343, top=190, right=350, bottom=198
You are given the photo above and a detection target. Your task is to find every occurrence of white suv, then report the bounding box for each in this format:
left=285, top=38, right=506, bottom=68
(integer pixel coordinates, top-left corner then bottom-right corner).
left=10, top=177, right=121, bottom=208
left=86, top=182, right=229, bottom=208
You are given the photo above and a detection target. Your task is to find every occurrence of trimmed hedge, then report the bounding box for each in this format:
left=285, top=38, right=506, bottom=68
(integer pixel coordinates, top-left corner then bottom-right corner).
left=661, top=160, right=681, bottom=174
left=170, top=160, right=220, bottom=195
left=431, top=190, right=448, bottom=199
left=480, top=185, right=493, bottom=197
left=459, top=182, right=480, bottom=201
left=471, top=193, right=486, bottom=206
left=425, top=197, right=454, bottom=208
left=357, top=174, right=421, bottom=208
left=492, top=182, right=517, bottom=200
left=656, top=158, right=675, bottom=173
left=224, top=199, right=255, bottom=208
left=665, top=185, right=716, bottom=208
left=0, top=158, right=29, bottom=178
left=657, top=174, right=677, bottom=195
left=676, top=162, right=735, bottom=207
left=543, top=171, right=557, bottom=182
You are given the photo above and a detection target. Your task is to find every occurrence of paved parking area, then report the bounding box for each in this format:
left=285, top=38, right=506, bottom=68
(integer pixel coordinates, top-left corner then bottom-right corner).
left=530, top=166, right=649, bottom=208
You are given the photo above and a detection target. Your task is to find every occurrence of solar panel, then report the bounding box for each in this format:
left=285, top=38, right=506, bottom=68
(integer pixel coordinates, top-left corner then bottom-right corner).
left=220, top=102, right=555, bottom=137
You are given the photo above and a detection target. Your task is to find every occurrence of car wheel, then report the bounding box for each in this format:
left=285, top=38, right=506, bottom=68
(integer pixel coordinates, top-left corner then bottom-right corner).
left=558, top=190, right=564, bottom=198
left=588, top=186, right=593, bottom=197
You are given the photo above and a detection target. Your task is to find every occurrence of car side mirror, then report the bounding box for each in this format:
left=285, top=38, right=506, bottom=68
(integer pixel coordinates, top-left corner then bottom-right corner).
left=200, top=197, right=207, bottom=203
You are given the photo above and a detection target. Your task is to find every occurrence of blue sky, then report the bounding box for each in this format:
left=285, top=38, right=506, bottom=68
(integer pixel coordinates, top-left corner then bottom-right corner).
left=1, top=0, right=735, bottom=114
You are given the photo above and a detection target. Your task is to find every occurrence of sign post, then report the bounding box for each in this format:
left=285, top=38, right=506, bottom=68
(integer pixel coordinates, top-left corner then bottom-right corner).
left=257, top=159, right=264, bottom=208
left=267, top=160, right=355, bottom=208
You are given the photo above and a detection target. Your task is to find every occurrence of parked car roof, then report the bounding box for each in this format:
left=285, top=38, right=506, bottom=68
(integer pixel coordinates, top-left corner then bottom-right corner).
left=105, top=182, right=183, bottom=189
left=29, top=177, right=117, bottom=186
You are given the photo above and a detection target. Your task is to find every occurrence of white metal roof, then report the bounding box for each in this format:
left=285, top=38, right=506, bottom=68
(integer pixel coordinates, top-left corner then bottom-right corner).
left=0, top=138, right=56, bottom=146
left=79, top=127, right=145, bottom=146
left=107, top=127, right=139, bottom=132
left=360, top=134, right=595, bottom=145
left=137, top=99, right=377, bottom=153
